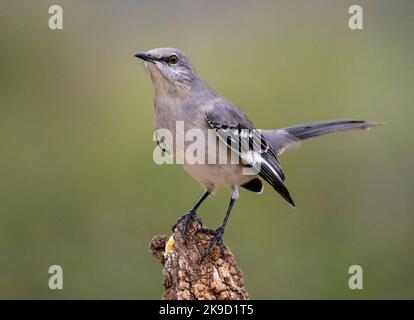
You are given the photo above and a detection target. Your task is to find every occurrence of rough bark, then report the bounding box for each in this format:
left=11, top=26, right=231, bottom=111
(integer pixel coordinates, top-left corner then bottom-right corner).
left=149, top=216, right=249, bottom=300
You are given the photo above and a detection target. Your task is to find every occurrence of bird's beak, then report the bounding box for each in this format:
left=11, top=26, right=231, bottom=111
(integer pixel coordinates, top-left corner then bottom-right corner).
left=134, top=51, right=156, bottom=63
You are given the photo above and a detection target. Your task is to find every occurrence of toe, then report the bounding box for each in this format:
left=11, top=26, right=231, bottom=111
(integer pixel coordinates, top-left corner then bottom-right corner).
left=202, top=227, right=226, bottom=258
left=172, top=210, right=196, bottom=232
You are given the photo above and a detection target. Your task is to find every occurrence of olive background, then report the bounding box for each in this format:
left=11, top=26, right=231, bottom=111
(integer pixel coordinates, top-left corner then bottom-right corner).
left=0, top=0, right=413, bottom=299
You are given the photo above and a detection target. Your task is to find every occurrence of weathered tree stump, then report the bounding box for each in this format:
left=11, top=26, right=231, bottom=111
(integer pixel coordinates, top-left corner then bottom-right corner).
left=149, top=216, right=249, bottom=300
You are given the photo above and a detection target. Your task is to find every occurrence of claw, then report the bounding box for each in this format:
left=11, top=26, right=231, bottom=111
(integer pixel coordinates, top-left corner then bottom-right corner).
left=172, top=210, right=193, bottom=232
left=172, top=210, right=202, bottom=244
left=201, top=227, right=225, bottom=260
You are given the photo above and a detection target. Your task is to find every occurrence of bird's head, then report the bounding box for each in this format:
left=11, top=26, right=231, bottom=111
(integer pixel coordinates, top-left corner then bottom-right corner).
left=134, top=48, right=198, bottom=95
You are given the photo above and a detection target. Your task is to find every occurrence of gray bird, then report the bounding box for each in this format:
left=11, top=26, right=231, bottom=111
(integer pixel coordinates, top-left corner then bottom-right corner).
left=135, top=47, right=378, bottom=255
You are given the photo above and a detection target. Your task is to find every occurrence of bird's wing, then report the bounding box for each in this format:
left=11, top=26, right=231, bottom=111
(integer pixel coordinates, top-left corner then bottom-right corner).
left=205, top=101, right=295, bottom=206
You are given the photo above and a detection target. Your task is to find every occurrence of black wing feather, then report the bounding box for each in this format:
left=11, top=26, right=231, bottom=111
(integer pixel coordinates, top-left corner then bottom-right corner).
left=205, top=109, right=295, bottom=207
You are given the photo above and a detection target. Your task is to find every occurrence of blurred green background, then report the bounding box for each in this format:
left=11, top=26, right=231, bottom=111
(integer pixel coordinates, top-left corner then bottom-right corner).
left=0, top=0, right=413, bottom=299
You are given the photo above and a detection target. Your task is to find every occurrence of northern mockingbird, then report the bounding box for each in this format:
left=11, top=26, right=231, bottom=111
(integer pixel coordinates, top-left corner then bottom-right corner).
left=135, top=47, right=377, bottom=255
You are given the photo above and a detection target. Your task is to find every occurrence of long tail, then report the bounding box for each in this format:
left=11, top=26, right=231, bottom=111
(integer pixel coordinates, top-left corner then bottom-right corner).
left=262, top=119, right=380, bottom=155
left=282, top=119, right=379, bottom=140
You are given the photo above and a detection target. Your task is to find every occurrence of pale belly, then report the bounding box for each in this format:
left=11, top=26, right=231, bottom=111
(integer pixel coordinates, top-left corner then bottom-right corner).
left=154, top=99, right=256, bottom=190
left=182, top=163, right=256, bottom=191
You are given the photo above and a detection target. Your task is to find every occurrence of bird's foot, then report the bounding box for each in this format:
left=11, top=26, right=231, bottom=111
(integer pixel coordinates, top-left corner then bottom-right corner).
left=172, top=210, right=202, bottom=243
left=201, top=226, right=226, bottom=260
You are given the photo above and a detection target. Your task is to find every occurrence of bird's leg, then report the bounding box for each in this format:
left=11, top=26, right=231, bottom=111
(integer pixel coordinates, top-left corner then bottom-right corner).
left=202, top=188, right=238, bottom=259
left=172, top=191, right=210, bottom=237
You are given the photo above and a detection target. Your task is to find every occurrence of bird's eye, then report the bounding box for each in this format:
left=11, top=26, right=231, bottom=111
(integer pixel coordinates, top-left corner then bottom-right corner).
left=167, top=55, right=178, bottom=64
